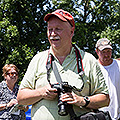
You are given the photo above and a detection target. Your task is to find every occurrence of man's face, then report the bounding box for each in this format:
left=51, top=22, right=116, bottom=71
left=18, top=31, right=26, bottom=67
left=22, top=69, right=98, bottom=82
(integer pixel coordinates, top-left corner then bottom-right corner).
left=47, top=16, right=74, bottom=50
left=96, top=48, right=112, bottom=65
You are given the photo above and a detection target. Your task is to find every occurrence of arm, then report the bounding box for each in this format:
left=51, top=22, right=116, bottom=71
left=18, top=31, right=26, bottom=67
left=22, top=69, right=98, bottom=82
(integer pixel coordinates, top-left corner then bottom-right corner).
left=85, top=94, right=110, bottom=109
left=17, top=85, right=57, bottom=105
left=61, top=92, right=110, bottom=109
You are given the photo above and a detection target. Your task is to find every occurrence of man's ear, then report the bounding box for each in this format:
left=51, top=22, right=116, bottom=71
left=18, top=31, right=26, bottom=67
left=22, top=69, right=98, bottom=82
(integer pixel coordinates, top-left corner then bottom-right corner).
left=71, top=27, right=75, bottom=36
left=95, top=49, right=99, bottom=55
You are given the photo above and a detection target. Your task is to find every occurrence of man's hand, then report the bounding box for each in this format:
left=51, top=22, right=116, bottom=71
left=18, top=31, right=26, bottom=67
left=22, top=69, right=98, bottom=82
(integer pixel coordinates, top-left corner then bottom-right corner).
left=7, top=99, right=18, bottom=108
left=60, top=92, right=110, bottom=109
left=60, top=92, right=85, bottom=107
left=40, top=85, right=57, bottom=100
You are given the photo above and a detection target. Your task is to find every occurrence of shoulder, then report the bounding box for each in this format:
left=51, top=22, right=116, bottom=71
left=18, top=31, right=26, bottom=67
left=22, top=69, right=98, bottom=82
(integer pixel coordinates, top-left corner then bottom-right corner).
left=76, top=46, right=96, bottom=62
left=28, top=50, right=49, bottom=65
left=80, top=49, right=97, bottom=64
left=77, top=48, right=99, bottom=73
left=32, top=50, right=49, bottom=61
left=114, top=59, right=120, bottom=67
left=0, top=82, right=3, bottom=90
left=114, top=59, right=120, bottom=63
left=0, top=81, right=7, bottom=94
left=24, top=50, right=49, bottom=74
left=0, top=81, right=6, bottom=88
left=75, top=45, right=97, bottom=66
left=84, top=51, right=96, bottom=61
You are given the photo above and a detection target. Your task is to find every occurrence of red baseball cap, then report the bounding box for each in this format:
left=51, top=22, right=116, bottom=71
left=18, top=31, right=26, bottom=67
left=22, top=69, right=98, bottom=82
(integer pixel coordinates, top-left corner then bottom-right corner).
left=44, top=9, right=75, bottom=28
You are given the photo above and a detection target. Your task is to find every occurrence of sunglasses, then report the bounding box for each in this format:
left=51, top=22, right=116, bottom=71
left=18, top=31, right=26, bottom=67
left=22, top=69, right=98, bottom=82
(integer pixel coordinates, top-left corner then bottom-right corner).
left=7, top=72, right=18, bottom=76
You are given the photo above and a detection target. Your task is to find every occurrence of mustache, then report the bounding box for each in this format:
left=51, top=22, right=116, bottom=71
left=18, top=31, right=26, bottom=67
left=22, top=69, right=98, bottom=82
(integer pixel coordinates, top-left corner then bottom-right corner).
left=49, top=36, right=60, bottom=40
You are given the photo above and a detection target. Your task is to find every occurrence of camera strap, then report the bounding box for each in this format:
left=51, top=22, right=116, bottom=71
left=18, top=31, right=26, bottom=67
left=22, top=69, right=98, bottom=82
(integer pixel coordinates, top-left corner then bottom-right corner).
left=52, top=61, right=62, bottom=88
left=46, top=44, right=85, bottom=120
left=46, top=53, right=54, bottom=85
left=72, top=44, right=84, bottom=74
left=46, top=44, right=84, bottom=89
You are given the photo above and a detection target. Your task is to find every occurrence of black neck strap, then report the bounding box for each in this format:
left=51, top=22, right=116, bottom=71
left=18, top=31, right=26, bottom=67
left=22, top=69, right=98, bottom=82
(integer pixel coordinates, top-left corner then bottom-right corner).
left=46, top=44, right=84, bottom=72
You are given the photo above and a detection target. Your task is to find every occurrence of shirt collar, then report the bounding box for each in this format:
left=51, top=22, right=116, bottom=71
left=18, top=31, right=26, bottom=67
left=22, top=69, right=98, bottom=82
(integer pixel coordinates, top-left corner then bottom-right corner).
left=49, top=46, right=75, bottom=57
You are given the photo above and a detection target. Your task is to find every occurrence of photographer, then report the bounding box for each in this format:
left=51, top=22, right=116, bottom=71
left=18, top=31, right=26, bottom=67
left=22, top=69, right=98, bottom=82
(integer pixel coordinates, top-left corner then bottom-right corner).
left=17, top=9, right=110, bottom=120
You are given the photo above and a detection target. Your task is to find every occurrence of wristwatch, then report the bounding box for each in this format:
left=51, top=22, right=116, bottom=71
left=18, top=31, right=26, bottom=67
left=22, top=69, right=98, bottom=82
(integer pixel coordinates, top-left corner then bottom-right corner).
left=83, top=96, right=90, bottom=107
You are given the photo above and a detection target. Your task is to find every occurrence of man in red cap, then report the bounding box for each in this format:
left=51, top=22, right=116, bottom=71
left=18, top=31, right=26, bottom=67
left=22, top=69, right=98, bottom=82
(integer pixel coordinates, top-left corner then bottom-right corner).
left=17, top=9, right=110, bottom=120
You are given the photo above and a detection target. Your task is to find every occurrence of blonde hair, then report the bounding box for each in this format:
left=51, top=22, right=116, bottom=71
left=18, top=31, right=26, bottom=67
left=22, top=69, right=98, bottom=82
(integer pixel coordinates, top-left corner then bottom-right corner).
left=2, top=64, right=19, bottom=77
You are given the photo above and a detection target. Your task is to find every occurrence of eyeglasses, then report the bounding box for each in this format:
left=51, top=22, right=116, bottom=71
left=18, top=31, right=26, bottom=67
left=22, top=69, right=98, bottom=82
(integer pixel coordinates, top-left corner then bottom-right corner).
left=7, top=72, right=18, bottom=77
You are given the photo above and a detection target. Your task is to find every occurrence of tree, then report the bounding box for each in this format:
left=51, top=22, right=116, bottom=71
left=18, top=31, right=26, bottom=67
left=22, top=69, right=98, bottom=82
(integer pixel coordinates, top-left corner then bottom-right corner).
left=0, top=0, right=51, bottom=81
left=50, top=0, right=120, bottom=58
left=0, top=0, right=120, bottom=81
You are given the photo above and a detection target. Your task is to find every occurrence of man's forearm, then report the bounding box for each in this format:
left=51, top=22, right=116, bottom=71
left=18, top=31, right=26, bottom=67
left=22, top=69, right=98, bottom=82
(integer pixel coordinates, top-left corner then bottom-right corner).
left=86, top=94, right=110, bottom=109
left=17, top=88, right=43, bottom=105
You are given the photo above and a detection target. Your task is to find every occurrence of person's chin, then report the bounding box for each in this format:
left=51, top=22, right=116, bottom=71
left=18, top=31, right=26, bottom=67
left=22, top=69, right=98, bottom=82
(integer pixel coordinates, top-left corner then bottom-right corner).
left=51, top=42, right=61, bottom=48
left=104, top=58, right=110, bottom=61
left=52, top=45, right=60, bottom=49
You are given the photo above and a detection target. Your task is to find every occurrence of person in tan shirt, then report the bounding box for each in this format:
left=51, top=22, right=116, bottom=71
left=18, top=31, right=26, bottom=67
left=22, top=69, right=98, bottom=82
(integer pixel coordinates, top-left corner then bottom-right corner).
left=17, top=9, right=110, bottom=120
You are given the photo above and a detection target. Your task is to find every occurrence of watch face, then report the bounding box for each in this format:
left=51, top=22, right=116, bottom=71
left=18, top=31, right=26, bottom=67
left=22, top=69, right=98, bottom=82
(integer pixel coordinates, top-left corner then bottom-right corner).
left=85, top=96, right=90, bottom=101
left=83, top=96, right=90, bottom=107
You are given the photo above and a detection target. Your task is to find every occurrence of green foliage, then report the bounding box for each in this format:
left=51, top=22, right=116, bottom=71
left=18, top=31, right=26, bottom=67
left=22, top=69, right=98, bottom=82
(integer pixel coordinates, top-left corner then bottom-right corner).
left=94, top=27, right=120, bottom=58
left=0, top=0, right=120, bottom=82
left=0, top=0, right=51, bottom=81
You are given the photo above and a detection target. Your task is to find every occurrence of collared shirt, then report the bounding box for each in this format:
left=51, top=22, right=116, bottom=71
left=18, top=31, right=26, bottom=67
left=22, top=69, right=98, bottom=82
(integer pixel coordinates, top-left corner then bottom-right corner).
left=20, top=45, right=108, bottom=120
left=0, top=81, right=25, bottom=120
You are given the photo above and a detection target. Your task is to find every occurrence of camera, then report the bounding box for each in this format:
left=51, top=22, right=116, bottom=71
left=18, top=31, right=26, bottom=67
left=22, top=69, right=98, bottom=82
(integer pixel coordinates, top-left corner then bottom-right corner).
left=51, top=82, right=73, bottom=116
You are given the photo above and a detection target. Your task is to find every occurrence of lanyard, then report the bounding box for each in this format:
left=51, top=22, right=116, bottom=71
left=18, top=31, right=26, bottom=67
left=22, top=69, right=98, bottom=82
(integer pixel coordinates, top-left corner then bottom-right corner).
left=46, top=44, right=84, bottom=91
left=72, top=44, right=84, bottom=73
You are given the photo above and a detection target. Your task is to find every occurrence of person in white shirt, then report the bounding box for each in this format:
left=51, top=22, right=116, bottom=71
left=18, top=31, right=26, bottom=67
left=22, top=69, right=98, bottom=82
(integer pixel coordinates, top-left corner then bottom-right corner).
left=95, top=38, right=120, bottom=120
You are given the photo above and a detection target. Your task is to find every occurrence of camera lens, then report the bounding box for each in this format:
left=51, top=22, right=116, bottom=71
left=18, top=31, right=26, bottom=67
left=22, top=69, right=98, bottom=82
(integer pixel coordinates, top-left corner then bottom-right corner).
left=58, top=104, right=68, bottom=116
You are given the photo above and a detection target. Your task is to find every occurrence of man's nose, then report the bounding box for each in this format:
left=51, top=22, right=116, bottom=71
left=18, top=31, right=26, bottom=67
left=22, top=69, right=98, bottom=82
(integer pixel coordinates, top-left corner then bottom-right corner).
left=51, top=29, right=56, bottom=36
left=104, top=53, right=108, bottom=57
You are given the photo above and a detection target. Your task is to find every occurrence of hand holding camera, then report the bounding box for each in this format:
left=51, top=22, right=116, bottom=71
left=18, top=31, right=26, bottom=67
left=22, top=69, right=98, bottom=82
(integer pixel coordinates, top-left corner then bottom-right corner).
left=41, top=84, right=57, bottom=100
left=51, top=82, right=74, bottom=116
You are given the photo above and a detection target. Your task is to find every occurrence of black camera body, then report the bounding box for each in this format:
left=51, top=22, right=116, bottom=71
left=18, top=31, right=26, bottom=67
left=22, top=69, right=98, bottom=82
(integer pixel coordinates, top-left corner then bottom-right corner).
left=51, top=82, right=73, bottom=116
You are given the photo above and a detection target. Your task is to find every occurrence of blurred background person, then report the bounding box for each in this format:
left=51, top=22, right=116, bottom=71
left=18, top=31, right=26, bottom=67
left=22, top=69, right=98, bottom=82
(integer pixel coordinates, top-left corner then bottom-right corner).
left=96, top=38, right=120, bottom=120
left=0, top=64, right=28, bottom=120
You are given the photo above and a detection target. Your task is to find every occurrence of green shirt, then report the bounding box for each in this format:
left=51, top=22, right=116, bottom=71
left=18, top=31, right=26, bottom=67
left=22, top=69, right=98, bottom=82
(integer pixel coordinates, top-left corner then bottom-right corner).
left=20, top=45, right=108, bottom=120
